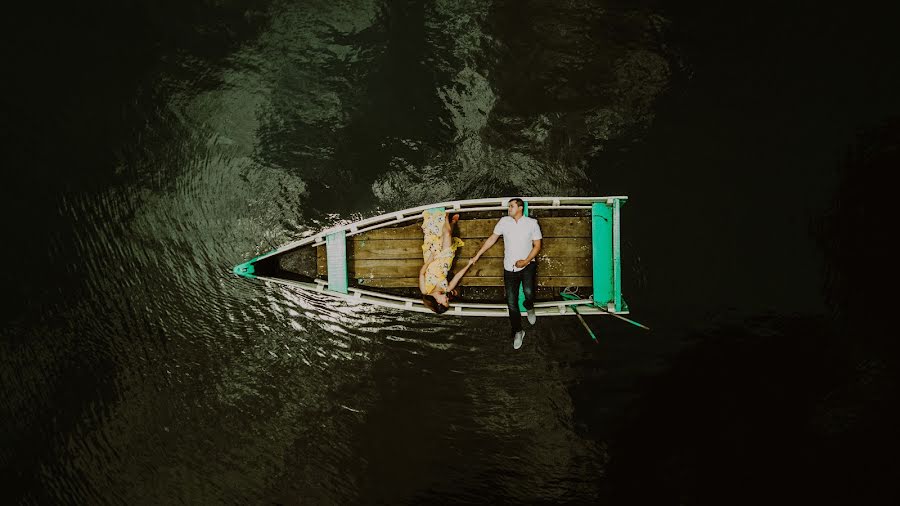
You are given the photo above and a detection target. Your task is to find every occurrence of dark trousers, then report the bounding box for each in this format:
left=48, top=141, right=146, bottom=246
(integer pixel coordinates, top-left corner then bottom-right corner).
left=503, top=262, right=536, bottom=335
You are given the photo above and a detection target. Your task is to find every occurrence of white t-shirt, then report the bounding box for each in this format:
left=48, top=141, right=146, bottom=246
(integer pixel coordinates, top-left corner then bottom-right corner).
left=493, top=216, right=542, bottom=272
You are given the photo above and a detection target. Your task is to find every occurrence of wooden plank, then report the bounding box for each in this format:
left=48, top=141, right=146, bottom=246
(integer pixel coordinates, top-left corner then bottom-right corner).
left=350, top=239, right=423, bottom=259
left=455, top=217, right=590, bottom=238
left=461, top=237, right=590, bottom=258
left=353, top=222, right=423, bottom=240
left=356, top=276, right=592, bottom=288
left=349, top=256, right=591, bottom=279
left=352, top=217, right=590, bottom=241
left=348, top=237, right=591, bottom=260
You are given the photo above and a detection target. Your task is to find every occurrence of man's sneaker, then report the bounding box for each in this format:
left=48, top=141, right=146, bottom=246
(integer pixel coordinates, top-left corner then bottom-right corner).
left=527, top=308, right=537, bottom=325
left=513, top=330, right=526, bottom=349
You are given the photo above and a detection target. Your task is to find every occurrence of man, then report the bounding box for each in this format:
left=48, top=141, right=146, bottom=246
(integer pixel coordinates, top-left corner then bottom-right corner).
left=469, top=198, right=542, bottom=349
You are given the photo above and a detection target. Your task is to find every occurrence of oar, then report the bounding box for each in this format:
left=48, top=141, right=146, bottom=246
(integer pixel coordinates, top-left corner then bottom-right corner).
left=592, top=306, right=651, bottom=330
left=559, top=291, right=651, bottom=335
left=569, top=304, right=599, bottom=343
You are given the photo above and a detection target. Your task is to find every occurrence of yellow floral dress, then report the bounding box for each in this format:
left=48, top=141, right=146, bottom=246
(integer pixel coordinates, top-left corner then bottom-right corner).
left=421, top=209, right=464, bottom=295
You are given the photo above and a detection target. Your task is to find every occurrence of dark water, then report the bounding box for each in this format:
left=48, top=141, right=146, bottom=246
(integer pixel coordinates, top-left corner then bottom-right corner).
left=3, top=1, right=899, bottom=504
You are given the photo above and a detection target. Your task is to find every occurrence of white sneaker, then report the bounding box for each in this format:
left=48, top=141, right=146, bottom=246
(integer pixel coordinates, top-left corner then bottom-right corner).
left=527, top=308, right=536, bottom=325
left=513, top=330, right=525, bottom=349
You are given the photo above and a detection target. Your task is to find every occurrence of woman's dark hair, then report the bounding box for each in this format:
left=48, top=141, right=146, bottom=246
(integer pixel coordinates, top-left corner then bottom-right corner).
left=422, top=295, right=449, bottom=314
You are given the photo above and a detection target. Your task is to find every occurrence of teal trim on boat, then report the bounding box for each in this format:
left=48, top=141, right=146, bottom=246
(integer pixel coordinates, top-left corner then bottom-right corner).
left=591, top=199, right=626, bottom=311
left=232, top=248, right=281, bottom=280
left=232, top=260, right=256, bottom=279
left=612, top=198, right=623, bottom=312
left=325, top=230, right=349, bottom=294
left=591, top=202, right=613, bottom=308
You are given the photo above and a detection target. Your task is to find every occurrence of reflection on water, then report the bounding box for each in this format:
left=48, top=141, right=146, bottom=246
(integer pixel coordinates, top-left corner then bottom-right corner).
left=13, top=0, right=898, bottom=503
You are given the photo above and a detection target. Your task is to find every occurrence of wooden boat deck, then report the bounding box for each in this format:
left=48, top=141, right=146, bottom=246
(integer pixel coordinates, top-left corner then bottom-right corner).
left=315, top=216, right=593, bottom=289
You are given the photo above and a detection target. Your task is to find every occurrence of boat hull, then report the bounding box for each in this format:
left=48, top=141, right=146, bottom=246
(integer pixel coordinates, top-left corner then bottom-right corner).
left=234, top=196, right=628, bottom=317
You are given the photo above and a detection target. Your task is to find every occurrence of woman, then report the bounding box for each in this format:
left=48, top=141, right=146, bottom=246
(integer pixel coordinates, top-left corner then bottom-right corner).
left=419, top=209, right=475, bottom=313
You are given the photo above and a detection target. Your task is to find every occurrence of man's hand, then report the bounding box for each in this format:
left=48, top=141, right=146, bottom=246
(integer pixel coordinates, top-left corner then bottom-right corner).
left=515, top=259, right=529, bottom=268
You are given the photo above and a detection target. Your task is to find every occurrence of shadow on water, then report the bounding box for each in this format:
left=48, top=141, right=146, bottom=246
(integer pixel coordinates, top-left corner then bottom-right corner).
left=599, top=119, right=900, bottom=505
left=261, top=342, right=486, bottom=504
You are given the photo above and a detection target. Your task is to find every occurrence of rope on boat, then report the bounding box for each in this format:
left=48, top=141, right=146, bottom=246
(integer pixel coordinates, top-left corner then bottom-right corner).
left=560, top=287, right=598, bottom=343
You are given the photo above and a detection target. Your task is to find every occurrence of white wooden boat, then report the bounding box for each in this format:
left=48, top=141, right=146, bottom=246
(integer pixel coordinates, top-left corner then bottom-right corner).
left=233, top=196, right=629, bottom=317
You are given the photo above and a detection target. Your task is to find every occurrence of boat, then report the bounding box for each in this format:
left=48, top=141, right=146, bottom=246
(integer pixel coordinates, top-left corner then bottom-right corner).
left=232, top=196, right=629, bottom=317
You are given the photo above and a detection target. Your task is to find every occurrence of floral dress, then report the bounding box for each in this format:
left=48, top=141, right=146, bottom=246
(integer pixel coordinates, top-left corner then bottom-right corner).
left=421, top=209, right=464, bottom=295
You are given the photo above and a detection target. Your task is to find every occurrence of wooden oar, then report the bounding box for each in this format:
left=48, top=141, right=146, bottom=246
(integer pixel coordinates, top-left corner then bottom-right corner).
left=559, top=292, right=650, bottom=342
left=592, top=306, right=651, bottom=330
left=569, top=304, right=599, bottom=343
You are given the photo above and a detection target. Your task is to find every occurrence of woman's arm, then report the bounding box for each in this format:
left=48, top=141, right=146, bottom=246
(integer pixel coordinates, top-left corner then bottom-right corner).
left=419, top=253, right=435, bottom=294
left=446, top=259, right=474, bottom=292
left=419, top=270, right=428, bottom=294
